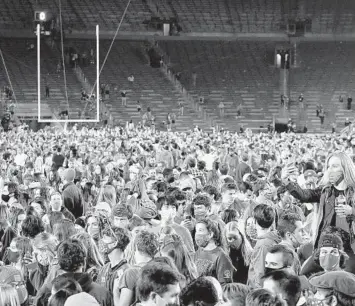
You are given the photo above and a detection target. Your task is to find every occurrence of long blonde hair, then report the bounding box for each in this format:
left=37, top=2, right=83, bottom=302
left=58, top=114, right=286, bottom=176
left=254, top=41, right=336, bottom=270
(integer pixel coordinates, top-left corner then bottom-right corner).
left=319, top=152, right=355, bottom=188
left=224, top=221, right=253, bottom=265
left=0, top=284, right=20, bottom=306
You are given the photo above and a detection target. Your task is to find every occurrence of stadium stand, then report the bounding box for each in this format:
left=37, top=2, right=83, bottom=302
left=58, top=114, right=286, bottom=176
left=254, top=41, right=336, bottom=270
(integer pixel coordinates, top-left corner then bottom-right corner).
left=0, top=38, right=83, bottom=119
left=69, top=39, right=210, bottom=130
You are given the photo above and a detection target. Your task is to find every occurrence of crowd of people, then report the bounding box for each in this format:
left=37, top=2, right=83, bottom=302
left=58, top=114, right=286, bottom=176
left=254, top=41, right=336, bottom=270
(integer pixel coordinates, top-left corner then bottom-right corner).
left=1, top=122, right=355, bottom=306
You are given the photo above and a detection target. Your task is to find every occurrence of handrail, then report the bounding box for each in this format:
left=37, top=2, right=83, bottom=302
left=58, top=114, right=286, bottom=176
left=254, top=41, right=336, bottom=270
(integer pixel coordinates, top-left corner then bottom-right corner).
left=155, top=41, right=215, bottom=127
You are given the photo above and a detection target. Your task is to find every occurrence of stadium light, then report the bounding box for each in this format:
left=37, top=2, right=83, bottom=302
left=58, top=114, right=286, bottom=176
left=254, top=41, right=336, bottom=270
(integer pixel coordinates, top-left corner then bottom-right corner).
left=39, top=12, right=46, bottom=21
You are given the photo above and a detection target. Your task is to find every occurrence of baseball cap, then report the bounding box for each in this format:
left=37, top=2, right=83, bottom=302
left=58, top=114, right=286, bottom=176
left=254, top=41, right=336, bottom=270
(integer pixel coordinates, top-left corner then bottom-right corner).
left=318, top=233, right=343, bottom=250
left=310, top=271, right=355, bottom=297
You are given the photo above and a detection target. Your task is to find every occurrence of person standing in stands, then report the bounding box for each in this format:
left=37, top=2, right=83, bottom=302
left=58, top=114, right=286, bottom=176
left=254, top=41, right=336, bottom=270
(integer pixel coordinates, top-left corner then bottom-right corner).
left=219, top=102, right=225, bottom=118
left=319, top=107, right=325, bottom=125
left=179, top=102, right=184, bottom=116
left=121, top=91, right=127, bottom=106
left=345, top=117, right=351, bottom=126
left=137, top=101, right=141, bottom=115
left=192, top=72, right=197, bottom=87
left=45, top=85, right=50, bottom=98
left=348, top=95, right=353, bottom=110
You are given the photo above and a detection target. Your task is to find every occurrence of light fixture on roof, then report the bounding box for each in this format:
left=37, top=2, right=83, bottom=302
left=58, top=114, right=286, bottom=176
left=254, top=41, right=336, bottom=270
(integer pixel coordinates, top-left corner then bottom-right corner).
left=39, top=12, right=46, bottom=21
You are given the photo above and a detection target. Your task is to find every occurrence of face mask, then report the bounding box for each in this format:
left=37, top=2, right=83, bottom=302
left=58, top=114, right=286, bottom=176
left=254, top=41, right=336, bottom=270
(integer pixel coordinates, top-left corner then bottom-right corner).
left=194, top=211, right=207, bottom=221
left=160, top=210, right=172, bottom=221
left=264, top=266, right=287, bottom=275
left=167, top=176, right=175, bottom=184
left=7, top=250, right=20, bottom=263
left=37, top=252, right=50, bottom=266
left=306, top=297, right=332, bottom=306
left=320, top=253, right=340, bottom=271
left=328, top=171, right=344, bottom=185
left=1, top=194, right=10, bottom=202
left=88, top=227, right=100, bottom=239
left=195, top=234, right=210, bottom=248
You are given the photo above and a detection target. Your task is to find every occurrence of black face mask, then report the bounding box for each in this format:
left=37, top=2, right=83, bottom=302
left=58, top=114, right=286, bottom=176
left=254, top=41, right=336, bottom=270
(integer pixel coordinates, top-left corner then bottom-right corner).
left=264, top=266, right=286, bottom=275
left=167, top=176, right=175, bottom=184
left=1, top=194, right=10, bottom=202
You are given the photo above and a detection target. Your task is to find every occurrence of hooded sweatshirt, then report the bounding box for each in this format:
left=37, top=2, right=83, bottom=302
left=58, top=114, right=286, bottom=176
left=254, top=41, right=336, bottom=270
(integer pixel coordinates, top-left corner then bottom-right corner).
left=247, top=231, right=281, bottom=289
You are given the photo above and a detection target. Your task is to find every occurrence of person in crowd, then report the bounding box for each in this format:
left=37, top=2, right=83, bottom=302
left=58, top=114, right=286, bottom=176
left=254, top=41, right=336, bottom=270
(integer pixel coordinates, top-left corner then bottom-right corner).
left=262, top=270, right=302, bottom=306
left=97, top=227, right=130, bottom=304
left=277, top=212, right=309, bottom=252
left=246, top=288, right=285, bottom=306
left=180, top=276, right=219, bottom=306
left=136, top=261, right=181, bottom=306
left=282, top=151, right=355, bottom=249
left=348, top=95, right=352, bottom=110
left=248, top=204, right=280, bottom=288
left=117, top=230, right=159, bottom=306
left=62, top=169, right=83, bottom=219
left=41, top=238, right=112, bottom=306
left=224, top=221, right=252, bottom=284
left=160, top=233, right=198, bottom=283
left=194, top=218, right=235, bottom=285
left=308, top=271, right=355, bottom=305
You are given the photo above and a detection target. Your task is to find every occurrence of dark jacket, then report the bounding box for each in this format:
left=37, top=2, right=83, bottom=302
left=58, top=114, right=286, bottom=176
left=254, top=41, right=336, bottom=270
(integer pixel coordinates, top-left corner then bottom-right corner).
left=285, top=182, right=355, bottom=248
left=62, top=182, right=83, bottom=218
left=236, top=162, right=251, bottom=187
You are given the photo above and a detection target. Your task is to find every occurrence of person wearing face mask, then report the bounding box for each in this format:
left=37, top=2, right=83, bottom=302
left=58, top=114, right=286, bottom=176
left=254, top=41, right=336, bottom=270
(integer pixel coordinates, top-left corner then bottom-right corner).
left=1, top=183, right=22, bottom=210
left=308, top=271, right=355, bottom=306
left=224, top=221, right=252, bottom=284
left=191, top=194, right=225, bottom=231
left=29, top=233, right=59, bottom=293
left=158, top=196, right=195, bottom=254
left=35, top=239, right=112, bottom=306
left=194, top=219, right=235, bottom=285
left=282, top=152, right=355, bottom=250
left=248, top=204, right=281, bottom=289
left=311, top=234, right=348, bottom=274
left=96, top=227, right=130, bottom=305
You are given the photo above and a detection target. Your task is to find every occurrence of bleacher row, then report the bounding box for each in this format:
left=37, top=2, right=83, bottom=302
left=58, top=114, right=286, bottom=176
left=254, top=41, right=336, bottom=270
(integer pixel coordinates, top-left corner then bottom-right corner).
left=1, top=0, right=355, bottom=34
left=1, top=39, right=354, bottom=132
